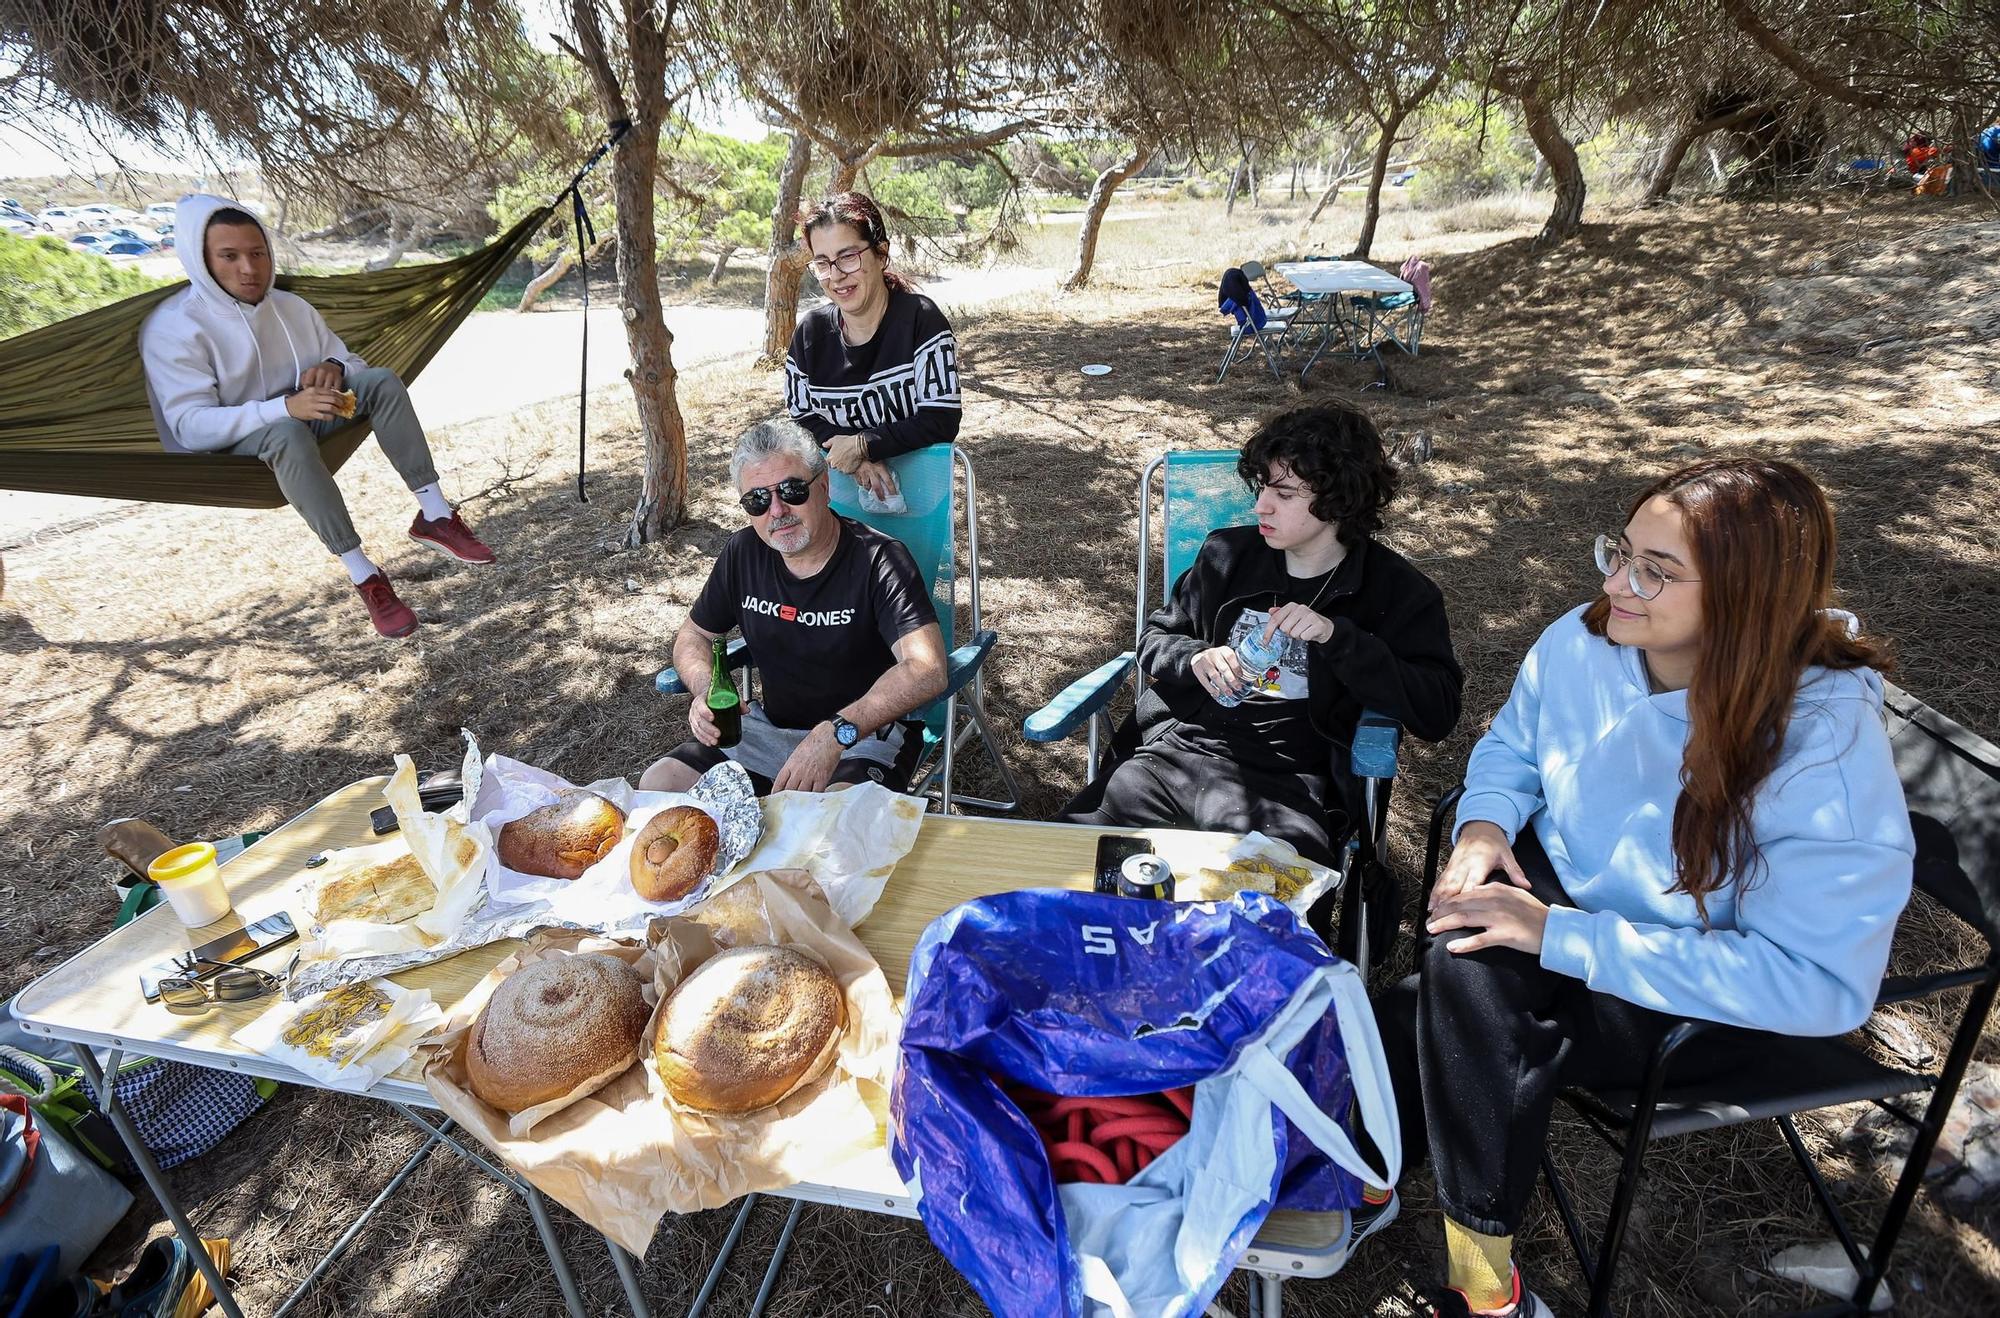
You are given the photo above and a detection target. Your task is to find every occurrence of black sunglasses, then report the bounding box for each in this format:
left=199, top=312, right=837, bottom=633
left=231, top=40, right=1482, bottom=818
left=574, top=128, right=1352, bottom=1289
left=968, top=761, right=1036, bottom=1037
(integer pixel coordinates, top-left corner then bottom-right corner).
left=739, top=472, right=820, bottom=517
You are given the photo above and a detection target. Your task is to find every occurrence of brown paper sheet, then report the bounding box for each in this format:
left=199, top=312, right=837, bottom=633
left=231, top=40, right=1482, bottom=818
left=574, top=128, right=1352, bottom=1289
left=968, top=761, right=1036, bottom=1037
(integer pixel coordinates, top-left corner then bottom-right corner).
left=420, top=870, right=900, bottom=1257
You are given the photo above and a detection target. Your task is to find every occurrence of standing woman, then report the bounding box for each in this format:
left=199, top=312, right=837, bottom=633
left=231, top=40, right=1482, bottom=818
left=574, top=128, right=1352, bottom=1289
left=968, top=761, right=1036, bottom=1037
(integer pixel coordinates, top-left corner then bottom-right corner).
left=1388, top=458, right=1914, bottom=1316
left=784, top=192, right=960, bottom=502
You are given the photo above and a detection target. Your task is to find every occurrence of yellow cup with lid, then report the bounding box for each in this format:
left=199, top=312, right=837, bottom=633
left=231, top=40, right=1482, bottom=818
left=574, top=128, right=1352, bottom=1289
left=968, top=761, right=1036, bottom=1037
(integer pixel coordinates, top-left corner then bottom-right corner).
left=148, top=841, right=234, bottom=927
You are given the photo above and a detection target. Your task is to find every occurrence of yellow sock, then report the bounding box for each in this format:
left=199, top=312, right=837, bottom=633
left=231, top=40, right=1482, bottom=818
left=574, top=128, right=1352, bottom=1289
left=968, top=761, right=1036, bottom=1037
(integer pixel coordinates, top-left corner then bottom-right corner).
left=1443, top=1218, right=1514, bottom=1312
left=1362, top=1183, right=1392, bottom=1206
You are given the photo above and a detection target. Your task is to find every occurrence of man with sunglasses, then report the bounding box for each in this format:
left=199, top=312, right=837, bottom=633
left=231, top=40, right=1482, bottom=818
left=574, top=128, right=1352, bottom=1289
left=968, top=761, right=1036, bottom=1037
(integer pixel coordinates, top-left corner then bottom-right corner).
left=639, top=419, right=948, bottom=795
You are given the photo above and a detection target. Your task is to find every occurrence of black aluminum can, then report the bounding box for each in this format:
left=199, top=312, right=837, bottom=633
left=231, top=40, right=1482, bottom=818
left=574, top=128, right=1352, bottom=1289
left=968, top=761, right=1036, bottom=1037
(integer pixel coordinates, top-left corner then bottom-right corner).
left=1117, top=852, right=1175, bottom=901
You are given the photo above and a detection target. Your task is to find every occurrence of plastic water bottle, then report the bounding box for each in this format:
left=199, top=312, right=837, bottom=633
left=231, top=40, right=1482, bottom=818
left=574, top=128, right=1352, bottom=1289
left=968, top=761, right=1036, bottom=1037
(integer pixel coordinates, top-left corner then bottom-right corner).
left=1213, top=625, right=1285, bottom=707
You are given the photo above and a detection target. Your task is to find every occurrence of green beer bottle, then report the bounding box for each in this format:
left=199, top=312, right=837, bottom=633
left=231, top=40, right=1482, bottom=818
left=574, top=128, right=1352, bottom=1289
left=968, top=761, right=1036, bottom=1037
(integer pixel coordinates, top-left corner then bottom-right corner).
left=706, top=637, right=742, bottom=748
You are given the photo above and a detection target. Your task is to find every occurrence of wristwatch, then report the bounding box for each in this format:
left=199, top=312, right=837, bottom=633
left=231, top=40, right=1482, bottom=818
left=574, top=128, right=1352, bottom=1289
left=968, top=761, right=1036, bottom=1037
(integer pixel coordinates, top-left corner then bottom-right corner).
left=831, top=717, right=861, bottom=748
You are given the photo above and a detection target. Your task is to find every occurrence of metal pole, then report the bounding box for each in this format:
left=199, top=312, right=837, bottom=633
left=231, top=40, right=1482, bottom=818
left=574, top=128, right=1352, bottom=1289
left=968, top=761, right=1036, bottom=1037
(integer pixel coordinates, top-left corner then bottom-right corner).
left=72, top=1045, right=245, bottom=1318
left=687, top=1194, right=759, bottom=1318
left=270, top=1131, right=444, bottom=1318
left=520, top=1184, right=590, bottom=1318
left=388, top=1103, right=528, bottom=1193
left=605, top=1238, right=652, bottom=1318
left=747, top=1200, right=803, bottom=1318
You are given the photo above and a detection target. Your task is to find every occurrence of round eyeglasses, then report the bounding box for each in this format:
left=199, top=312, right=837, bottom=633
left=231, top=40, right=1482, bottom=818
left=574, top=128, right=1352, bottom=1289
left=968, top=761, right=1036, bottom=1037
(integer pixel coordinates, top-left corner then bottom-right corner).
left=1593, top=534, right=1699, bottom=601
left=808, top=248, right=870, bottom=279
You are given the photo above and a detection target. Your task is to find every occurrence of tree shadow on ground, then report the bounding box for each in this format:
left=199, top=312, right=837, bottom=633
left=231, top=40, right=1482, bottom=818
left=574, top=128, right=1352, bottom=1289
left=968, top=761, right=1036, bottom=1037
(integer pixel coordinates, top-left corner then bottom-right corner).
left=10, top=195, right=1999, bottom=1315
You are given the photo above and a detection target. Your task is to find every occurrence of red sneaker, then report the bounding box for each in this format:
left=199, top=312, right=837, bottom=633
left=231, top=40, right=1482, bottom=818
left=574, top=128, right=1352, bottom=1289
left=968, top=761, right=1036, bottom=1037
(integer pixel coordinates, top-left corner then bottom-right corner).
left=409, top=510, right=496, bottom=565
left=355, top=573, right=418, bottom=638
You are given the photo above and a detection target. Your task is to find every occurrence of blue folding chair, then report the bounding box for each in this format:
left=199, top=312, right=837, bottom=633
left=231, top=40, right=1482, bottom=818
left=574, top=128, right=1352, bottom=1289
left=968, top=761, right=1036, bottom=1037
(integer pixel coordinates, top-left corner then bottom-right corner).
left=1021, top=449, right=1404, bottom=975
left=656, top=445, right=1020, bottom=815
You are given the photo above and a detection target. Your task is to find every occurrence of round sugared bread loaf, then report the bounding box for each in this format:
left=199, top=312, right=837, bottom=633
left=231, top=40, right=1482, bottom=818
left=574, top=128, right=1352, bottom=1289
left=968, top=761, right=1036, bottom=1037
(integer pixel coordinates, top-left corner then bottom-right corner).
left=653, top=946, right=845, bottom=1115
left=628, top=805, right=720, bottom=902
left=497, top=790, right=626, bottom=880
left=466, top=953, right=649, bottom=1113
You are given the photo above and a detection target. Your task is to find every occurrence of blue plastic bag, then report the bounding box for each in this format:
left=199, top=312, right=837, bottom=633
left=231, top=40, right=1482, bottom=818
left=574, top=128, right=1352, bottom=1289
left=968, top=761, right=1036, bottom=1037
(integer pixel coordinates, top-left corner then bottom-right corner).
left=891, top=890, right=1399, bottom=1318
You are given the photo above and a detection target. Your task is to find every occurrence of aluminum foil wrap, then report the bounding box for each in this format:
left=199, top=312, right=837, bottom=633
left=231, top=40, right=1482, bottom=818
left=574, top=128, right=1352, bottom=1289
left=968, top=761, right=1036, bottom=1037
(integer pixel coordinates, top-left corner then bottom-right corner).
left=286, top=759, right=762, bottom=999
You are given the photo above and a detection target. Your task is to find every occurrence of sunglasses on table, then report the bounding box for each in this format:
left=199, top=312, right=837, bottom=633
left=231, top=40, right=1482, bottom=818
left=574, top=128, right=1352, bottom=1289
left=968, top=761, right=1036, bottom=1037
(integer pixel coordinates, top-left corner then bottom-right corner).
left=739, top=472, right=821, bottom=516
left=159, top=963, right=282, bottom=1015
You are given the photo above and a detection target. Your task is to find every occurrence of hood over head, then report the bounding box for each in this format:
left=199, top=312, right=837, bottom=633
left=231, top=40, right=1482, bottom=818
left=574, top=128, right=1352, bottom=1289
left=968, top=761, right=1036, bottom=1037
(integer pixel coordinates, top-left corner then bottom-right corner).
left=175, top=194, right=276, bottom=307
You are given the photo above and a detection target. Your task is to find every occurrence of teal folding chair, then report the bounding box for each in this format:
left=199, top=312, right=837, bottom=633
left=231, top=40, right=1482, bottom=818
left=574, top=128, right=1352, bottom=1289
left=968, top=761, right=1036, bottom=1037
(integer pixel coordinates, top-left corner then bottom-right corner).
left=656, top=445, right=1020, bottom=815
left=1020, top=449, right=1403, bottom=975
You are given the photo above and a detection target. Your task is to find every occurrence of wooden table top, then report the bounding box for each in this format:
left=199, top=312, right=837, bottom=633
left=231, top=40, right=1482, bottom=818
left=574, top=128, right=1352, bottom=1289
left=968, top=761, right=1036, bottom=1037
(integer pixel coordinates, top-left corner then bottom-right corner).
left=10, top=777, right=1239, bottom=1098
left=13, top=779, right=1350, bottom=1256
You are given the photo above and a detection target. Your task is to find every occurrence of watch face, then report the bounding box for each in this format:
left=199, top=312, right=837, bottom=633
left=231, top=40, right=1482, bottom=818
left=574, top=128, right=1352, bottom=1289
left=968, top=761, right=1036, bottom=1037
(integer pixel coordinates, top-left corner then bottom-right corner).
left=835, top=719, right=860, bottom=747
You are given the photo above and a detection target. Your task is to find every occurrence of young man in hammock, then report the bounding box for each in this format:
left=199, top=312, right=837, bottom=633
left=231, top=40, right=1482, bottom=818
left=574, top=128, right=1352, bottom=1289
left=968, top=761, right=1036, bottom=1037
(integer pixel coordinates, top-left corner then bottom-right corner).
left=139, top=194, right=494, bottom=638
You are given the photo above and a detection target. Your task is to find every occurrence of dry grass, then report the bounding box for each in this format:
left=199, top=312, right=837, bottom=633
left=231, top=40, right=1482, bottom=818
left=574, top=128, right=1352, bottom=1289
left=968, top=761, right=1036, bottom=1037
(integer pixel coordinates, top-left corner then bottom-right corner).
left=4, top=190, right=1998, bottom=1316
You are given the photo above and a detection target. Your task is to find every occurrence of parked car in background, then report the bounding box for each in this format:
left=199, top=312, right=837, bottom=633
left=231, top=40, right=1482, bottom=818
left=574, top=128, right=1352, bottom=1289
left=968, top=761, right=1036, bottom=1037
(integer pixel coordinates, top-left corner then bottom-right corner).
left=38, top=206, right=81, bottom=229
left=102, top=240, right=153, bottom=259
left=144, top=201, right=178, bottom=222
left=76, top=204, right=138, bottom=227
left=1, top=216, right=37, bottom=236
left=70, top=232, right=110, bottom=249
left=104, top=226, right=161, bottom=248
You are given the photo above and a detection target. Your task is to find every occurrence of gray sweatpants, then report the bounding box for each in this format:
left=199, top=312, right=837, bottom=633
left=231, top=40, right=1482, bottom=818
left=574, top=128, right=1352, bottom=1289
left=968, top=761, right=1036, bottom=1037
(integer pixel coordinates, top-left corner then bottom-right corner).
left=227, top=365, right=441, bottom=555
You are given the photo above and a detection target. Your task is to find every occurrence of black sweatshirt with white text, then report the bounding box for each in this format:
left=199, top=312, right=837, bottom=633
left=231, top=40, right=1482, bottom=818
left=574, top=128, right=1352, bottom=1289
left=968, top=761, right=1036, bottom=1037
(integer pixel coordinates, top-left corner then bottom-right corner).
left=784, top=288, right=962, bottom=462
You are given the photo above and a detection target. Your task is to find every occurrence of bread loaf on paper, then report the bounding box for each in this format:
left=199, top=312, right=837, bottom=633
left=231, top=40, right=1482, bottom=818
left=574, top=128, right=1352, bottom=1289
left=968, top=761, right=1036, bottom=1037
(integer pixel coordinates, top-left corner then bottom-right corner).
left=653, top=946, right=845, bottom=1114
left=497, top=790, right=626, bottom=880
left=628, top=805, right=720, bottom=902
left=466, top=953, right=649, bottom=1113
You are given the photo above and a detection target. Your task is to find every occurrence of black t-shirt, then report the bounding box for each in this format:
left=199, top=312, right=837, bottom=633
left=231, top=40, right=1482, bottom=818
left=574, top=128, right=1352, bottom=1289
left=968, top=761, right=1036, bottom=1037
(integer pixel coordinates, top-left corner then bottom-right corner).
left=1175, top=564, right=1348, bottom=775
left=688, top=516, right=938, bottom=730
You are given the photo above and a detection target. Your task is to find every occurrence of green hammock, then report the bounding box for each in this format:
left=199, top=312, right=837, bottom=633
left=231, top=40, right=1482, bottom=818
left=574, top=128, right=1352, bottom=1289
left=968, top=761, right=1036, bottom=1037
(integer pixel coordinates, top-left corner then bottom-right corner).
left=0, top=205, right=551, bottom=509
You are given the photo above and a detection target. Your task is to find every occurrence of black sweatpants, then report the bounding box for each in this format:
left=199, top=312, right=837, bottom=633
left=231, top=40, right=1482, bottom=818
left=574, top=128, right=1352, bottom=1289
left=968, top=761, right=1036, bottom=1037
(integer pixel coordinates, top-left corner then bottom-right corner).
left=1058, top=725, right=1344, bottom=867
left=1373, top=827, right=1760, bottom=1238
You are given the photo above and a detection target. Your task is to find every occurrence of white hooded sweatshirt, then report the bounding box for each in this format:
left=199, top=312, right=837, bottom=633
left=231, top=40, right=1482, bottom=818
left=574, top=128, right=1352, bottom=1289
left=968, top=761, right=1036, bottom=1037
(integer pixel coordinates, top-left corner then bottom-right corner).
left=139, top=194, right=368, bottom=453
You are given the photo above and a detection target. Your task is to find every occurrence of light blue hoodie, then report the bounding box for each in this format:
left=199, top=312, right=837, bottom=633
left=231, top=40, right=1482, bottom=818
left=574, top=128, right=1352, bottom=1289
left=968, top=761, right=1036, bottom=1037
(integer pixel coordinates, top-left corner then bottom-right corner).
left=1456, top=605, right=1913, bottom=1036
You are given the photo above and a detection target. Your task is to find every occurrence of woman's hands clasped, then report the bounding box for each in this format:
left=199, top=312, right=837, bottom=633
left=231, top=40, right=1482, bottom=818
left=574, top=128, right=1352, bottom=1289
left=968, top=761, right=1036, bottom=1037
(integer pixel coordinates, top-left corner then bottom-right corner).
left=1426, top=820, right=1551, bottom=956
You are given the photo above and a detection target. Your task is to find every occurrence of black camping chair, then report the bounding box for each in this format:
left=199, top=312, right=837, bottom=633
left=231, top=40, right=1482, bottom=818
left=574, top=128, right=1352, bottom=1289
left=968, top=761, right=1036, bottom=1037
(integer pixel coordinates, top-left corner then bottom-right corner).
left=1418, top=681, right=2000, bottom=1317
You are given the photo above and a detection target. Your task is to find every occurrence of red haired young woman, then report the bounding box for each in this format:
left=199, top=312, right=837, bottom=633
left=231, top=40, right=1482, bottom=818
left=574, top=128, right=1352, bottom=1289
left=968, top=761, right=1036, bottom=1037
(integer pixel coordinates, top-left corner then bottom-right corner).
left=783, top=192, right=960, bottom=504
left=1381, top=458, right=1914, bottom=1316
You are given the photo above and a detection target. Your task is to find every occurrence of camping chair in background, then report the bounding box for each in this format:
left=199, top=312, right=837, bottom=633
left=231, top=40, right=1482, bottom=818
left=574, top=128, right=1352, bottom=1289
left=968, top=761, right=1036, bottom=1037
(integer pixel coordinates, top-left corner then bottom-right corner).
left=1418, top=681, right=2000, bottom=1318
left=1216, top=262, right=1300, bottom=383
left=1021, top=449, right=1405, bottom=978
left=656, top=445, right=1021, bottom=815
left=1347, top=255, right=1431, bottom=360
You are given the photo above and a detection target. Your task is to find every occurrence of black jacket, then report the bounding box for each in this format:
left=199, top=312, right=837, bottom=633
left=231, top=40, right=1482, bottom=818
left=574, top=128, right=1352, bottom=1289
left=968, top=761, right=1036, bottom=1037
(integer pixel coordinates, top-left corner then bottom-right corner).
left=1134, top=526, right=1463, bottom=771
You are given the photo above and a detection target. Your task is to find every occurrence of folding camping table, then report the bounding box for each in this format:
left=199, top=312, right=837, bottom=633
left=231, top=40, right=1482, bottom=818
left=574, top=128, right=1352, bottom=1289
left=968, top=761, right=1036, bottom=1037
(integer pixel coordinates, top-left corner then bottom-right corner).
left=1272, top=260, right=1415, bottom=380
left=12, top=779, right=1362, bottom=1317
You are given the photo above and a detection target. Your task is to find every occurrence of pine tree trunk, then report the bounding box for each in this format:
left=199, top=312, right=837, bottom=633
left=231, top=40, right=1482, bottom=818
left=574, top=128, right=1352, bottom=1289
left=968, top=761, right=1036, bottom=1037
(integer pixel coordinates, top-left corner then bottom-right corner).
left=1305, top=144, right=1358, bottom=227
left=759, top=150, right=863, bottom=366
left=1225, top=151, right=1247, bottom=217
left=566, top=0, right=687, bottom=547
left=1063, top=141, right=1154, bottom=292
left=1352, top=113, right=1404, bottom=258
left=614, top=116, right=688, bottom=546
left=1645, top=107, right=1762, bottom=205
left=517, top=235, right=613, bottom=312
left=757, top=130, right=815, bottom=366
left=1517, top=82, right=1585, bottom=244
left=707, top=244, right=734, bottom=285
